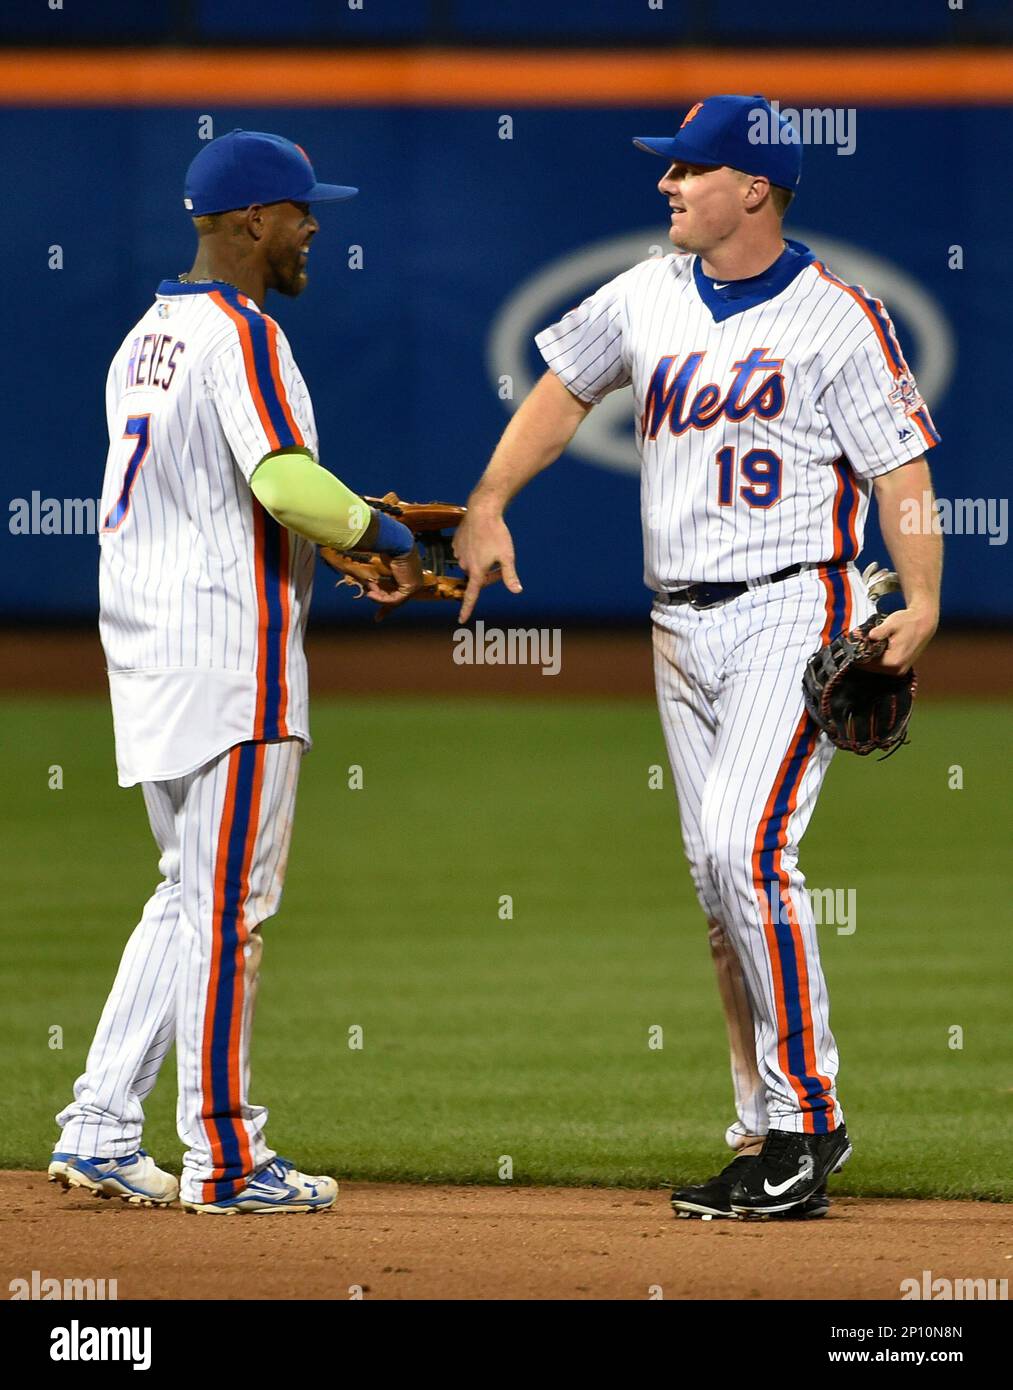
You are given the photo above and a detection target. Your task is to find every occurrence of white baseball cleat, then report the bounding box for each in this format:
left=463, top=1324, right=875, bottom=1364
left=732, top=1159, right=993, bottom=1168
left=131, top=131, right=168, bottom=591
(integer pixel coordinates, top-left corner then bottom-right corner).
left=180, top=1157, right=338, bottom=1214
left=48, top=1150, right=179, bottom=1207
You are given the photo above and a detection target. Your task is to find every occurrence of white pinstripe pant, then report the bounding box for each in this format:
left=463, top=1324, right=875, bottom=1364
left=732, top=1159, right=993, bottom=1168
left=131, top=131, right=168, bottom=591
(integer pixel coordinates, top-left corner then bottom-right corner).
left=55, top=738, right=303, bottom=1204
left=652, top=564, right=871, bottom=1141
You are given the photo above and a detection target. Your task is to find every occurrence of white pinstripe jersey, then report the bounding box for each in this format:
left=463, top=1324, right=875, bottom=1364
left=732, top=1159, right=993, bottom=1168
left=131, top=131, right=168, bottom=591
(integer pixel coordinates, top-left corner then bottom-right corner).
left=98, top=279, right=319, bottom=786
left=535, top=240, right=940, bottom=590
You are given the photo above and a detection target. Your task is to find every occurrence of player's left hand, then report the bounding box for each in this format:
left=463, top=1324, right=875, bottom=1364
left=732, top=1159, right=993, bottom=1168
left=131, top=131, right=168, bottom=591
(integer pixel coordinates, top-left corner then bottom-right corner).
left=865, top=606, right=938, bottom=674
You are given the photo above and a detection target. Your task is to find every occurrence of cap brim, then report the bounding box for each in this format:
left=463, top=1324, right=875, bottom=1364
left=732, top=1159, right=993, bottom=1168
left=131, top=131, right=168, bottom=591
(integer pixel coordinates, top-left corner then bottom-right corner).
left=633, top=137, right=676, bottom=158
left=632, top=136, right=720, bottom=168
left=305, top=182, right=358, bottom=202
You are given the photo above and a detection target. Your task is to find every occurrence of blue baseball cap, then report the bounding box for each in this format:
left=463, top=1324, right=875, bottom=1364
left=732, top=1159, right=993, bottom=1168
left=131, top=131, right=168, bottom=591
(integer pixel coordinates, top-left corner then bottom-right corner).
left=634, top=95, right=802, bottom=191
left=183, top=129, right=358, bottom=216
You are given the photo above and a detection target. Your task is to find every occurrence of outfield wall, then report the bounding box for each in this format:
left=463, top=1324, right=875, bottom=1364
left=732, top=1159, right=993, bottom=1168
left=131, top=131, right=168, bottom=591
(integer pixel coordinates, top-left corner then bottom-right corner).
left=2, top=50, right=1011, bottom=622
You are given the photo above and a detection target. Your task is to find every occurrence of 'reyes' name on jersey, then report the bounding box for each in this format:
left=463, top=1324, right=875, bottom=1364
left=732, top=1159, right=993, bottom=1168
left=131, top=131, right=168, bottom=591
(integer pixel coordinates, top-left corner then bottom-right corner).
left=124, top=333, right=186, bottom=393
left=641, top=347, right=784, bottom=439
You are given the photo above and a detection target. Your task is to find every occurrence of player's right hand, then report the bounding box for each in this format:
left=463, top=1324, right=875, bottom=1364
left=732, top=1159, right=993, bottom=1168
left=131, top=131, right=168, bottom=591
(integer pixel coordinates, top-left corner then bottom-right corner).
left=454, top=507, right=522, bottom=623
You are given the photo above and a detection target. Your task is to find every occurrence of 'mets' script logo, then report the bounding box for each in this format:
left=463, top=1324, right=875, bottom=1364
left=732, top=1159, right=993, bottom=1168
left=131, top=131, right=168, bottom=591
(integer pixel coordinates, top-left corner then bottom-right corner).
left=641, top=348, right=785, bottom=439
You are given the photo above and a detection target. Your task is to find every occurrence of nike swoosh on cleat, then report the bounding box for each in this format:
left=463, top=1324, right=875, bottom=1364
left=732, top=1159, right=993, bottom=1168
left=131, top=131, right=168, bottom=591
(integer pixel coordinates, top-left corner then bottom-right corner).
left=762, top=1172, right=812, bottom=1197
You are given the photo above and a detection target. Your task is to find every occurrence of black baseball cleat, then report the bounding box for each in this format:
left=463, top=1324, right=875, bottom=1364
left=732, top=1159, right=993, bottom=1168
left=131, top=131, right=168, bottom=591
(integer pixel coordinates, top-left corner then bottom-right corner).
left=728, top=1125, right=852, bottom=1216
left=671, top=1154, right=755, bottom=1218
left=671, top=1153, right=830, bottom=1220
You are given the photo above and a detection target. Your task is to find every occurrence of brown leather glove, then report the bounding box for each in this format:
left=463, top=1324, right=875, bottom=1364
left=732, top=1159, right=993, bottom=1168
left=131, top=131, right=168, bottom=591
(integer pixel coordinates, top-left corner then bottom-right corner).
left=320, top=492, right=481, bottom=606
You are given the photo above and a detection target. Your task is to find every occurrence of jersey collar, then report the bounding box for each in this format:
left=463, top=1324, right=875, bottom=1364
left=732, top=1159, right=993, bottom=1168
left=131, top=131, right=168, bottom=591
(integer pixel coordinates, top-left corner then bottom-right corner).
left=692, top=239, right=814, bottom=323
left=156, top=278, right=257, bottom=308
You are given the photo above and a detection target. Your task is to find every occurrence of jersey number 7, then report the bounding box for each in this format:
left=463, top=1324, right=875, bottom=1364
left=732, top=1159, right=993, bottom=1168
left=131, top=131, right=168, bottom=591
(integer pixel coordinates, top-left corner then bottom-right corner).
left=102, top=415, right=152, bottom=532
left=715, top=446, right=782, bottom=509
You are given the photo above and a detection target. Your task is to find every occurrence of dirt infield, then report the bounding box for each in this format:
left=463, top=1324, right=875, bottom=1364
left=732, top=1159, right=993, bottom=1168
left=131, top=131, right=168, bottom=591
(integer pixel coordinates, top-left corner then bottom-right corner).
left=1, top=628, right=1010, bottom=698
left=2, top=1174, right=1009, bottom=1301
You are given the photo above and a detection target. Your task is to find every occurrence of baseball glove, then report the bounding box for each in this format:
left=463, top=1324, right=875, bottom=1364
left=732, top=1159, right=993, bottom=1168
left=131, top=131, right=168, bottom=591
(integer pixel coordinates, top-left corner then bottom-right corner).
left=320, top=492, right=471, bottom=604
left=801, top=565, right=917, bottom=757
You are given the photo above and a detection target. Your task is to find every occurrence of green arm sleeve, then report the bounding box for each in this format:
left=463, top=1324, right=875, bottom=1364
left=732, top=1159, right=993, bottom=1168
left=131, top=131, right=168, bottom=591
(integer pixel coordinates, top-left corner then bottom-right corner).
left=250, top=450, right=371, bottom=550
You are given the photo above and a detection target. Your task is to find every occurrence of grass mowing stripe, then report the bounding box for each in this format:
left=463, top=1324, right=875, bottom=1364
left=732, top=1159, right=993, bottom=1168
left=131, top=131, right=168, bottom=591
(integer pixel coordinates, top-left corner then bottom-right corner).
left=1, top=696, right=1009, bottom=1197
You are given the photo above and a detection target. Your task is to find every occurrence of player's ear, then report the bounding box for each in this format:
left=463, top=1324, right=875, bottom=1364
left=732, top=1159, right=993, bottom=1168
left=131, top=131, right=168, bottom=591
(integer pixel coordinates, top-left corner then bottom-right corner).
left=244, top=204, right=267, bottom=241
left=743, top=176, right=770, bottom=209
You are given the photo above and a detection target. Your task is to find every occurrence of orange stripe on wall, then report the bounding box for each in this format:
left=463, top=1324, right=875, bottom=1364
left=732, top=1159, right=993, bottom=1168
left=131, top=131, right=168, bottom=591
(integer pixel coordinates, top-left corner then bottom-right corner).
left=0, top=48, right=1011, bottom=105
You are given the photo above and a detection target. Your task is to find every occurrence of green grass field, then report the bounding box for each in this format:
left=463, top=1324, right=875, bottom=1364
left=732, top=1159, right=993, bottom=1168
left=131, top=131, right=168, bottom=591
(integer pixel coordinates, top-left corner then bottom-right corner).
left=2, top=695, right=1009, bottom=1199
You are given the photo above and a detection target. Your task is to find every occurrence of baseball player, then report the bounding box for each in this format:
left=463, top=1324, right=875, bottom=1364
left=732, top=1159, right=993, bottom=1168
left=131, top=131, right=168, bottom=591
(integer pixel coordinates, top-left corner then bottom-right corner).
left=455, top=95, right=942, bottom=1218
left=48, top=130, right=423, bottom=1214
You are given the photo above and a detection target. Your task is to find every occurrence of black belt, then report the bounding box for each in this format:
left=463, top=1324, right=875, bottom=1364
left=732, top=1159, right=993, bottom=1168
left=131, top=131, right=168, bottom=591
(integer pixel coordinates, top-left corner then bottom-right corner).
left=658, top=562, right=829, bottom=611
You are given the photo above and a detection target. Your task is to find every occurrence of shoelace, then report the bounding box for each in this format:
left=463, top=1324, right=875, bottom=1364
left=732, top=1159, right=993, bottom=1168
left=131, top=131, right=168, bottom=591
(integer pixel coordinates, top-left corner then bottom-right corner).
left=264, top=1158, right=295, bottom=1182
left=760, top=1131, right=804, bottom=1166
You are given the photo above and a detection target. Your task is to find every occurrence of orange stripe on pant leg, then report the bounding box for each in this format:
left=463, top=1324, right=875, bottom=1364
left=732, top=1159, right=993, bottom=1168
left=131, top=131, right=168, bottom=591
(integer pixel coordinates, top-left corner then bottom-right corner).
left=199, top=746, right=265, bottom=1203
left=223, top=744, right=267, bottom=1158
left=789, top=568, right=850, bottom=1126
left=751, top=719, right=809, bottom=1114
left=752, top=716, right=833, bottom=1125
left=769, top=740, right=834, bottom=1133
left=201, top=747, right=241, bottom=1194
left=778, top=894, right=834, bottom=1135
